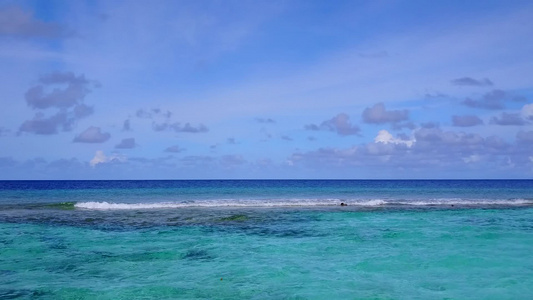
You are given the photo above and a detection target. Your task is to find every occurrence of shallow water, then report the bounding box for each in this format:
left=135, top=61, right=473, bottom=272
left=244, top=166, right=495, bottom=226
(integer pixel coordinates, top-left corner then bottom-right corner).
left=1, top=180, right=532, bottom=299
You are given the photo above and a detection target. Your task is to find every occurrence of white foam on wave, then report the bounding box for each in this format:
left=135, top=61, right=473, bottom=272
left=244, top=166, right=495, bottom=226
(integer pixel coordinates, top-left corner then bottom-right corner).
left=74, top=199, right=345, bottom=210
left=349, top=199, right=388, bottom=206
left=396, top=198, right=532, bottom=206
left=73, top=198, right=532, bottom=210
left=75, top=201, right=185, bottom=210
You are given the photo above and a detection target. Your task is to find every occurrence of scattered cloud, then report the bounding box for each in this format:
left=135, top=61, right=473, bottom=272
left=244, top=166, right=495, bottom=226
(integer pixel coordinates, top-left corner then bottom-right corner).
left=522, top=103, right=533, bottom=121
left=462, top=90, right=505, bottom=110
left=164, top=145, right=185, bottom=153
left=517, top=131, right=533, bottom=144
left=2, top=1, right=533, bottom=179
left=19, top=112, right=72, bottom=135
left=305, top=113, right=360, bottom=136
left=255, top=118, right=275, bottom=124
left=220, top=154, right=246, bottom=168
left=288, top=147, right=359, bottom=169
left=47, top=158, right=85, bottom=171
left=122, top=119, right=131, bottom=131
left=128, top=156, right=176, bottom=169
left=19, top=72, right=97, bottom=135
left=414, top=127, right=484, bottom=147
left=424, top=92, right=449, bottom=99
left=152, top=121, right=209, bottom=133
left=289, top=127, right=532, bottom=177
left=73, top=104, right=94, bottom=118
left=73, top=126, right=111, bottom=143
left=463, top=154, right=482, bottom=164
left=25, top=72, right=95, bottom=109
left=0, top=127, right=9, bottom=136
left=484, top=136, right=508, bottom=150
left=115, top=138, right=136, bottom=149
left=391, top=121, right=416, bottom=130
left=0, top=6, right=74, bottom=39
left=362, top=103, right=409, bottom=124
left=134, top=107, right=208, bottom=133
left=490, top=112, right=528, bottom=126
left=180, top=155, right=215, bottom=167
left=451, top=77, right=493, bottom=87
left=305, top=125, right=320, bottom=131
left=281, top=135, right=293, bottom=141
left=136, top=109, right=152, bottom=119
left=0, top=156, right=17, bottom=168
left=259, top=128, right=273, bottom=141
left=462, top=89, right=525, bottom=110
left=90, top=150, right=126, bottom=167
left=420, top=122, right=439, bottom=129
left=452, top=115, right=484, bottom=127
left=136, top=108, right=172, bottom=119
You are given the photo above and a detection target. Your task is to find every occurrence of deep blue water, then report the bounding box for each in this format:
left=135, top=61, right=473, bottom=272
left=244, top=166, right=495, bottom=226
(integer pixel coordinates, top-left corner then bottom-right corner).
left=1, top=179, right=532, bottom=206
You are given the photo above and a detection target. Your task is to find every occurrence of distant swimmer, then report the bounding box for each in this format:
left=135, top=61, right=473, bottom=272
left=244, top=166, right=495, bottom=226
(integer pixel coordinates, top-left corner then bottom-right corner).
left=340, top=202, right=347, bottom=206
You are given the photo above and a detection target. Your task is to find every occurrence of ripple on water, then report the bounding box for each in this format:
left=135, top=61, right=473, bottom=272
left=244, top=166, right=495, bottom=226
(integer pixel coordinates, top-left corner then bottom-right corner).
left=182, top=249, right=213, bottom=260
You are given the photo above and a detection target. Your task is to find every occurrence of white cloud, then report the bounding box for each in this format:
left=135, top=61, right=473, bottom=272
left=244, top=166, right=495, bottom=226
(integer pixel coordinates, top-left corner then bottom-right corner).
left=463, top=154, right=481, bottom=164
left=374, top=130, right=414, bottom=147
left=90, top=150, right=126, bottom=167
left=522, top=103, right=533, bottom=120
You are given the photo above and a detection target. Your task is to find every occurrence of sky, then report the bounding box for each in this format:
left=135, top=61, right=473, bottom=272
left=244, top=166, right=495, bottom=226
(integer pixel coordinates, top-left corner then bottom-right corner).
left=0, top=0, right=532, bottom=179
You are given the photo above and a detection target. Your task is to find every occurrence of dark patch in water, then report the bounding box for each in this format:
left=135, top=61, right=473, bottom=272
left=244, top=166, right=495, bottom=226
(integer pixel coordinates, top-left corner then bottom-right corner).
left=45, top=261, right=80, bottom=274
left=218, top=214, right=249, bottom=222
left=104, top=251, right=180, bottom=262
left=182, top=249, right=212, bottom=260
left=39, top=235, right=69, bottom=251
left=83, top=217, right=102, bottom=223
left=381, top=229, right=400, bottom=238
left=49, top=243, right=68, bottom=250
left=245, top=226, right=316, bottom=238
left=0, top=269, right=16, bottom=276
left=0, top=289, right=49, bottom=299
left=0, top=239, right=13, bottom=245
left=92, top=251, right=115, bottom=259
left=421, top=283, right=447, bottom=291
left=58, top=263, right=79, bottom=272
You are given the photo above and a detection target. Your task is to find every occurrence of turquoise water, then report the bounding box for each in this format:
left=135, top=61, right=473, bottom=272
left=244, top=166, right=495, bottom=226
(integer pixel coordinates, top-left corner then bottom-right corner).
left=1, top=180, right=532, bottom=299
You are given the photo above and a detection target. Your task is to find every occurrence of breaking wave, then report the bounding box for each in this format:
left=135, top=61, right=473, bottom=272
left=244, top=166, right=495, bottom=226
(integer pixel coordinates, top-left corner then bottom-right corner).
left=73, top=198, right=533, bottom=210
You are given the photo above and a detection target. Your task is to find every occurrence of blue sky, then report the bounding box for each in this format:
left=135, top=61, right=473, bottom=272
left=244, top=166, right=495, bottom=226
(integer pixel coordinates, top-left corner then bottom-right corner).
left=0, top=0, right=532, bottom=179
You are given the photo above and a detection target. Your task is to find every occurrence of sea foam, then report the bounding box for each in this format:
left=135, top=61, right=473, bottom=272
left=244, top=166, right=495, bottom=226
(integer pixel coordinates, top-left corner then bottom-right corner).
left=73, top=198, right=532, bottom=210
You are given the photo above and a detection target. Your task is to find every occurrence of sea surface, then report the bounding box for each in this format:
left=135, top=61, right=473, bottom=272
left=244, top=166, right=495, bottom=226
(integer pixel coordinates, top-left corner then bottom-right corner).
left=0, top=180, right=532, bottom=299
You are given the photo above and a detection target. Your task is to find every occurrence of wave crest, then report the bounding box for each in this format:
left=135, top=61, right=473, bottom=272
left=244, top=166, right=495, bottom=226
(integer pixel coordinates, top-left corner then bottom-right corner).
left=73, top=198, right=532, bottom=210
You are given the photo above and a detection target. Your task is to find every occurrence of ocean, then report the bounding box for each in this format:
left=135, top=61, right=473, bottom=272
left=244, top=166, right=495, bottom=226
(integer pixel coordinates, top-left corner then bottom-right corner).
left=0, top=180, right=532, bottom=299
